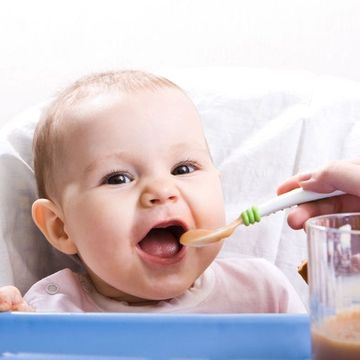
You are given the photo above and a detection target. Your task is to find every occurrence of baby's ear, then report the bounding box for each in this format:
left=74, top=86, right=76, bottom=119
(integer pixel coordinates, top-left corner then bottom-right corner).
left=31, top=199, right=78, bottom=255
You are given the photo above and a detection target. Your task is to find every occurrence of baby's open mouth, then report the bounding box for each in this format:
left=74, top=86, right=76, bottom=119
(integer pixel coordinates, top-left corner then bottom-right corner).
left=138, top=225, right=185, bottom=258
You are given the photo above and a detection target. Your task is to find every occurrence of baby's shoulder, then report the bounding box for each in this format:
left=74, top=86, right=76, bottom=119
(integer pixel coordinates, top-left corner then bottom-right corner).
left=213, top=256, right=281, bottom=278
left=212, top=256, right=293, bottom=292
left=25, top=268, right=81, bottom=293
left=24, top=269, right=90, bottom=312
left=209, top=257, right=306, bottom=313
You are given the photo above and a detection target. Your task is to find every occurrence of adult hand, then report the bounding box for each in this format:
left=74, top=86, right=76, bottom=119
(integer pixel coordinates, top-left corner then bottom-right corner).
left=277, top=159, right=360, bottom=229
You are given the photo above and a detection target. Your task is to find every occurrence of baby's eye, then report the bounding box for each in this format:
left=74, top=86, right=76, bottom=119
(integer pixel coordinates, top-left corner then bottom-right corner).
left=172, top=162, right=198, bottom=175
left=103, top=172, right=133, bottom=185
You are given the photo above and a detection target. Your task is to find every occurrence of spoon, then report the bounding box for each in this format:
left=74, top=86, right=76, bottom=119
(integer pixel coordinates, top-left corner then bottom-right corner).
left=180, top=188, right=345, bottom=247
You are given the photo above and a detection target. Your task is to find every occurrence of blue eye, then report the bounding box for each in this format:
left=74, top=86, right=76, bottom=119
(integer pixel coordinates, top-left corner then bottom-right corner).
left=172, top=162, right=197, bottom=175
left=104, top=172, right=133, bottom=185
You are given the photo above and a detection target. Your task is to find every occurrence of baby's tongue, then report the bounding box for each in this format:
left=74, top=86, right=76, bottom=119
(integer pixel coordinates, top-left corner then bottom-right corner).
left=139, top=228, right=181, bottom=258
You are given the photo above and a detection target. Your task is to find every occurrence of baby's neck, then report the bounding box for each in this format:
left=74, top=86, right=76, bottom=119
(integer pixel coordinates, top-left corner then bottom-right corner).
left=83, top=268, right=172, bottom=305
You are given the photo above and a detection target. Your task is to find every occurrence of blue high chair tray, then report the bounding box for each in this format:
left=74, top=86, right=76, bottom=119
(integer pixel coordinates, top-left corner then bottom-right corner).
left=0, top=313, right=310, bottom=359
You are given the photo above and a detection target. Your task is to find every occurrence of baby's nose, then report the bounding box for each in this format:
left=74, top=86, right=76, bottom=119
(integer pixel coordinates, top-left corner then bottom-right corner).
left=140, top=179, right=180, bottom=208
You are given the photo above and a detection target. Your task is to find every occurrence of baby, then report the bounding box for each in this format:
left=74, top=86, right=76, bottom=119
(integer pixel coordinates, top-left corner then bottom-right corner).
left=0, top=70, right=305, bottom=313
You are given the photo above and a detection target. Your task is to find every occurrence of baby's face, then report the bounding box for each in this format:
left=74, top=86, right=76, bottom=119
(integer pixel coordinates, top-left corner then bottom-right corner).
left=57, top=87, right=226, bottom=303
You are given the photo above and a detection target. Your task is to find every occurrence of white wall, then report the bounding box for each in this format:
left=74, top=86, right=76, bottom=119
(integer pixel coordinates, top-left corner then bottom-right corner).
left=1, top=0, right=360, bottom=126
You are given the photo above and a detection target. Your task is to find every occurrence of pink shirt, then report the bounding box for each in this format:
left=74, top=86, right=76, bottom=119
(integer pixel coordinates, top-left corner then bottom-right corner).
left=24, top=257, right=306, bottom=313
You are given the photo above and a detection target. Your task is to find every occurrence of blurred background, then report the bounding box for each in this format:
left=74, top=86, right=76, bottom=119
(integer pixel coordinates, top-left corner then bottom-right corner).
left=1, top=0, right=359, bottom=127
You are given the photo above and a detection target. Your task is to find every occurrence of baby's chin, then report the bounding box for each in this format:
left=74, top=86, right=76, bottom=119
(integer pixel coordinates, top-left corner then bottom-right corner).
left=127, top=257, right=219, bottom=303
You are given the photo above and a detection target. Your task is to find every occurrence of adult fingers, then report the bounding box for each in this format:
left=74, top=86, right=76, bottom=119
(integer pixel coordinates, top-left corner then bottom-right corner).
left=276, top=173, right=311, bottom=195
left=277, top=159, right=360, bottom=196
left=286, top=194, right=360, bottom=229
left=299, top=160, right=360, bottom=197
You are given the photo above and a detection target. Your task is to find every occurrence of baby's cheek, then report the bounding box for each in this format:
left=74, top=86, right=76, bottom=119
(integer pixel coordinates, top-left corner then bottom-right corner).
left=208, top=206, right=226, bottom=228
left=197, top=242, right=223, bottom=270
left=200, top=187, right=226, bottom=228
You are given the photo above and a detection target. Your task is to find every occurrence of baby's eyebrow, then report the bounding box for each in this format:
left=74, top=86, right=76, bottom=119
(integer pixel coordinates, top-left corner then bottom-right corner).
left=83, top=151, right=130, bottom=175
left=83, top=142, right=210, bottom=176
left=169, top=141, right=212, bottom=162
left=169, top=141, right=209, bottom=154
